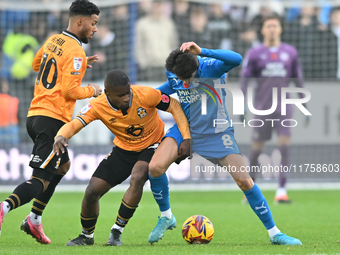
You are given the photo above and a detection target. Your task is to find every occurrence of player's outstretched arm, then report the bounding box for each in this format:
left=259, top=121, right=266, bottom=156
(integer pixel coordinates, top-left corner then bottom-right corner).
left=180, top=41, right=242, bottom=71
left=166, top=97, right=192, bottom=161
left=53, top=119, right=84, bottom=156
left=156, top=81, right=177, bottom=96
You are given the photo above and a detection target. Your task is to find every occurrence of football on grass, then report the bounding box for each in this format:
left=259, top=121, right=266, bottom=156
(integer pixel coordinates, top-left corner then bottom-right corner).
left=182, top=215, right=214, bottom=244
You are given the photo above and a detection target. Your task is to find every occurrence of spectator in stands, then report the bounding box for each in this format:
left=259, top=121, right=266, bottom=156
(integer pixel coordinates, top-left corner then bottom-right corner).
left=182, top=7, right=211, bottom=49
left=110, top=5, right=130, bottom=72
left=0, top=78, right=19, bottom=146
left=135, top=0, right=177, bottom=81
left=285, top=6, right=319, bottom=79
left=223, top=3, right=247, bottom=24
left=172, top=0, right=190, bottom=45
left=207, top=3, right=234, bottom=49
left=137, top=0, right=152, bottom=18
left=249, top=0, right=284, bottom=41
left=2, top=30, right=39, bottom=81
left=2, top=28, right=40, bottom=143
left=313, top=6, right=339, bottom=79
left=46, top=10, right=69, bottom=34
left=29, top=11, right=48, bottom=44
left=86, top=24, right=115, bottom=81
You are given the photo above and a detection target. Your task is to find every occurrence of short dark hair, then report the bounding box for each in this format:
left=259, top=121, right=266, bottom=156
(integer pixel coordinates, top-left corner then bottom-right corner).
left=261, top=13, right=282, bottom=29
left=104, top=69, right=130, bottom=89
left=69, top=0, right=100, bottom=17
left=165, top=48, right=198, bottom=79
left=330, top=6, right=340, bottom=18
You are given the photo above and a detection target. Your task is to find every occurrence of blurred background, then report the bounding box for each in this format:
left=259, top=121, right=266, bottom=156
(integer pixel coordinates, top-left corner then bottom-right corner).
left=0, top=0, right=339, bottom=189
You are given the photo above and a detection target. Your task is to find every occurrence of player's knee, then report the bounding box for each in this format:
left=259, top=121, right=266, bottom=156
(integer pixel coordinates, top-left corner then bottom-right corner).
left=84, top=185, right=102, bottom=203
left=148, top=161, right=166, bottom=178
left=130, top=171, right=148, bottom=189
left=235, top=178, right=254, bottom=191
left=56, top=161, right=70, bottom=175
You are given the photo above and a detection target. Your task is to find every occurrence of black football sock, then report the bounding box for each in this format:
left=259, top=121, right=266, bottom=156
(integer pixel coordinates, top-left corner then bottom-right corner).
left=113, top=200, right=138, bottom=232
left=5, top=177, right=44, bottom=210
left=31, top=174, right=64, bottom=218
left=81, top=214, right=98, bottom=237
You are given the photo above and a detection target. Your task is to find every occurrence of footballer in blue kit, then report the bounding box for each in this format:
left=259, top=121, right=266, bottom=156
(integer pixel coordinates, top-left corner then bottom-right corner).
left=147, top=42, right=302, bottom=246
left=159, top=51, right=240, bottom=160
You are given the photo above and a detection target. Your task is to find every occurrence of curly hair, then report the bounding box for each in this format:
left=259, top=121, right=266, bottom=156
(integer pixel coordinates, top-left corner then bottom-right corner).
left=69, top=0, right=100, bottom=17
left=165, top=48, right=198, bottom=80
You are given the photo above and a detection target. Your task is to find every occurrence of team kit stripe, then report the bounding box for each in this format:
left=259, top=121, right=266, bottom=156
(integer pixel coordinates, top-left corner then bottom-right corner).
left=39, top=150, right=55, bottom=169
left=76, top=116, right=87, bottom=126
left=198, top=82, right=223, bottom=105
left=7, top=198, right=16, bottom=209
left=122, top=200, right=137, bottom=209
left=34, top=199, right=47, bottom=206
left=12, top=194, right=21, bottom=207
left=82, top=226, right=96, bottom=231
left=117, top=214, right=129, bottom=222
left=62, top=31, right=81, bottom=46
left=80, top=215, right=98, bottom=220
left=32, top=205, right=44, bottom=212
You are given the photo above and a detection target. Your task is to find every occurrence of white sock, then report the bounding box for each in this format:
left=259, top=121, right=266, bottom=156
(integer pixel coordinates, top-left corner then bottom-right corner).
left=275, top=188, right=287, bottom=197
left=29, top=212, right=42, bottom=225
left=83, top=232, right=94, bottom=238
left=112, top=223, right=124, bottom=233
left=1, top=201, right=11, bottom=216
left=161, top=208, right=172, bottom=219
left=268, top=226, right=281, bottom=239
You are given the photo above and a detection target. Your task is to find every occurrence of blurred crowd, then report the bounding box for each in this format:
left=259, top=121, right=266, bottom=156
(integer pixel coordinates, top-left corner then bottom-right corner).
left=0, top=0, right=339, bottom=143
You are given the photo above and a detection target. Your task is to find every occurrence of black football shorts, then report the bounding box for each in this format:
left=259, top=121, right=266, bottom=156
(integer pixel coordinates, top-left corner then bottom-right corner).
left=93, top=143, right=159, bottom=187
left=26, top=115, right=69, bottom=181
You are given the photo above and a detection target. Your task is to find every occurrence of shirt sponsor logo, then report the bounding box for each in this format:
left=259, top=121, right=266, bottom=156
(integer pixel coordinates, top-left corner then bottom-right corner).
left=125, top=124, right=144, bottom=137
left=71, top=71, right=81, bottom=75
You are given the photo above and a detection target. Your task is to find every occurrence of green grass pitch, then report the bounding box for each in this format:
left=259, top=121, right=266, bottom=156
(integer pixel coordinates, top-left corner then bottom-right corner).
left=0, top=190, right=339, bottom=254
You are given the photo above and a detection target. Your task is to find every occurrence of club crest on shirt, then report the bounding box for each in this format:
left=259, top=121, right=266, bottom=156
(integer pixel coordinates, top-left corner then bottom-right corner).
left=73, top=57, right=83, bottom=71
left=280, top=52, right=289, bottom=61
left=137, top=107, right=147, bottom=118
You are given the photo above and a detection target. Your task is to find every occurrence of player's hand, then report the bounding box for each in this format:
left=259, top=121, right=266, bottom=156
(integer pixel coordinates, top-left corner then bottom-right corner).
left=53, top=135, right=69, bottom=156
left=180, top=42, right=201, bottom=55
left=88, top=83, right=102, bottom=97
left=176, top=139, right=192, bottom=164
left=86, top=55, right=99, bottom=68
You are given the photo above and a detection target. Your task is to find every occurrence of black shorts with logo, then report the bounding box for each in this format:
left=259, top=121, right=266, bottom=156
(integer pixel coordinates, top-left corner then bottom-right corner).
left=93, top=143, right=159, bottom=187
left=26, top=116, right=69, bottom=181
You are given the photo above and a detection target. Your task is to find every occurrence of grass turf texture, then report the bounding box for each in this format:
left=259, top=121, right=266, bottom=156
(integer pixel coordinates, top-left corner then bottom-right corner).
left=0, top=190, right=339, bottom=255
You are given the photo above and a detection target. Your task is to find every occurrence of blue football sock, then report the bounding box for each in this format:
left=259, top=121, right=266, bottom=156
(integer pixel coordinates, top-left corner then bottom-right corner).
left=148, top=173, right=170, bottom=212
left=244, top=184, right=275, bottom=229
